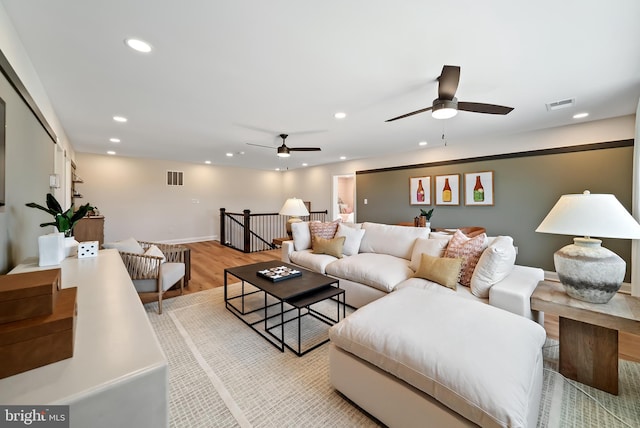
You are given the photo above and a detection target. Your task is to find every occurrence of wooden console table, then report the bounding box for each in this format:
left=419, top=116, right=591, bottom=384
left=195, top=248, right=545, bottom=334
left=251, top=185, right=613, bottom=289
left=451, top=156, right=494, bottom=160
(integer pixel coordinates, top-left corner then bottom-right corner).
left=531, top=280, right=640, bottom=395
left=74, top=215, right=105, bottom=247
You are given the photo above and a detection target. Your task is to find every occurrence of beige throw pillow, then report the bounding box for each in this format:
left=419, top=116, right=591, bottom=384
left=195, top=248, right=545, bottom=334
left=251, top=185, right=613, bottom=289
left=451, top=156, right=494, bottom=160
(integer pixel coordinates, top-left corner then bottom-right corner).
left=312, top=235, right=346, bottom=258
left=414, top=253, right=463, bottom=290
left=409, top=238, right=450, bottom=271
left=443, top=230, right=488, bottom=287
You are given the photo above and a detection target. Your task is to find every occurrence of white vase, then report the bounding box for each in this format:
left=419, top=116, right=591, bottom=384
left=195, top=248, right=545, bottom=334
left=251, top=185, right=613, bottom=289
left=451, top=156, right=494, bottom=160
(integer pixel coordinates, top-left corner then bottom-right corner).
left=38, top=232, right=65, bottom=266
left=64, top=236, right=79, bottom=257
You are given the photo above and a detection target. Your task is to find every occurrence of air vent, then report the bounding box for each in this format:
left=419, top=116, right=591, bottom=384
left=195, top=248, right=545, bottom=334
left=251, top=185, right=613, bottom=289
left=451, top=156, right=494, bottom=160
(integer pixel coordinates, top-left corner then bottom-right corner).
left=545, top=98, right=575, bottom=111
left=167, top=171, right=184, bottom=186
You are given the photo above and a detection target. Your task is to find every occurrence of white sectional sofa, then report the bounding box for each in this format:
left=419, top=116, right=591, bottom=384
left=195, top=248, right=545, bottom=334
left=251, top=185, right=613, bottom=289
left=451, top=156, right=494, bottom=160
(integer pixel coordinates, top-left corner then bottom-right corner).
left=281, top=221, right=543, bottom=323
left=282, top=221, right=547, bottom=427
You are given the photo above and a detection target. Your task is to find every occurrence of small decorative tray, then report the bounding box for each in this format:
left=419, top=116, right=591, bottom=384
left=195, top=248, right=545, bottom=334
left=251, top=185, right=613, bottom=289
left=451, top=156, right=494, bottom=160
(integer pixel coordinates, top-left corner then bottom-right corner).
left=257, top=266, right=302, bottom=282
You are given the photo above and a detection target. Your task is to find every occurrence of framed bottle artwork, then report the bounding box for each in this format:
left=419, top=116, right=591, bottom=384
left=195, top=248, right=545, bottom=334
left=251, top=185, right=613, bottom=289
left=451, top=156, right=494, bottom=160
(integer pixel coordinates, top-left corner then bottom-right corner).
left=464, top=171, right=494, bottom=206
left=409, top=176, right=431, bottom=205
left=435, top=174, right=460, bottom=206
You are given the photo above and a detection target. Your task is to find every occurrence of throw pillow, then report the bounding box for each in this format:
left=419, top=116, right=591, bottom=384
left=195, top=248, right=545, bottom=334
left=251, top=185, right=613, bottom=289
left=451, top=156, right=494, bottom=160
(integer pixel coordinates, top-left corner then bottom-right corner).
left=335, top=223, right=365, bottom=256
left=102, top=237, right=144, bottom=254
left=308, top=219, right=341, bottom=240
left=470, top=236, right=517, bottom=298
left=144, top=244, right=166, bottom=263
left=409, top=238, right=450, bottom=271
left=414, top=253, right=463, bottom=290
left=443, top=230, right=488, bottom=287
left=291, top=221, right=312, bottom=251
left=312, top=235, right=346, bottom=258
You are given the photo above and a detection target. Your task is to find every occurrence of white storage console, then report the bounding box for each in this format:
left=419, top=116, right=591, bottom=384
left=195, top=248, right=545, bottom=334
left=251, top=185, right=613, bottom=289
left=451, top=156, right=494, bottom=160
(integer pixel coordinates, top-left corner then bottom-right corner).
left=0, top=249, right=168, bottom=428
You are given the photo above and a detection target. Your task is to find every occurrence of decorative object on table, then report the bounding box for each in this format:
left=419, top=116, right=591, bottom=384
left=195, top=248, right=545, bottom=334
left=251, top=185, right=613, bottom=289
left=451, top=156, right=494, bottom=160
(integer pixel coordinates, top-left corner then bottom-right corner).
left=464, top=171, right=494, bottom=206
left=410, top=176, right=431, bottom=205
left=26, top=193, right=93, bottom=260
left=435, top=174, right=460, bottom=206
left=257, top=266, right=302, bottom=282
left=37, top=232, right=65, bottom=266
left=535, top=190, right=640, bottom=303
left=78, top=241, right=99, bottom=258
left=0, top=268, right=61, bottom=323
left=414, top=208, right=434, bottom=227
left=279, top=197, right=309, bottom=238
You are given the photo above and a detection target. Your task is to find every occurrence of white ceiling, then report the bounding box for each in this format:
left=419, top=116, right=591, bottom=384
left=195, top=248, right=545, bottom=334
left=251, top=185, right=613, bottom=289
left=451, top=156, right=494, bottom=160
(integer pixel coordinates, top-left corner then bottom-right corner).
left=2, top=0, right=639, bottom=171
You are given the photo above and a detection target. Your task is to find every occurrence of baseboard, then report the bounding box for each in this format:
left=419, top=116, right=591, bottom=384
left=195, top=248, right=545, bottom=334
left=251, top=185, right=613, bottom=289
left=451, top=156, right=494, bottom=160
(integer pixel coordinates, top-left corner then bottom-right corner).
left=156, top=235, right=218, bottom=245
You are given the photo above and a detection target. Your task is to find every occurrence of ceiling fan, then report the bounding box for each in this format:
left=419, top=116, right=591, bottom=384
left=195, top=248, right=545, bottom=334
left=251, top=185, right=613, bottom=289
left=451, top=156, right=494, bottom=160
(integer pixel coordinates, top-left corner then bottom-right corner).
left=385, top=65, right=514, bottom=122
left=247, top=134, right=321, bottom=158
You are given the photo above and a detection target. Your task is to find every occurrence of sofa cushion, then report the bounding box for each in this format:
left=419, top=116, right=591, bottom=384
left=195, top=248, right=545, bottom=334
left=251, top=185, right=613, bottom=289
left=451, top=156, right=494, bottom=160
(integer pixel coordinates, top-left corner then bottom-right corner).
left=144, top=244, right=166, bottom=263
left=470, top=236, right=517, bottom=298
left=325, top=253, right=413, bottom=293
left=359, top=222, right=429, bottom=260
left=335, top=223, right=366, bottom=256
left=443, top=230, right=488, bottom=286
left=292, top=221, right=312, bottom=251
left=312, top=235, right=345, bottom=258
left=103, top=237, right=144, bottom=254
left=414, top=254, right=463, bottom=290
left=409, top=237, right=449, bottom=271
left=309, top=219, right=341, bottom=240
left=329, top=286, right=546, bottom=428
left=289, top=249, right=337, bottom=274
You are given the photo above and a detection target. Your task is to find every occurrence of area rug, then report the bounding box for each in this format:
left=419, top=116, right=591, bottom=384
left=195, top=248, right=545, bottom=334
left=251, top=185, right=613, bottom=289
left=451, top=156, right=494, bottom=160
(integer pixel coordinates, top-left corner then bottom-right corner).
left=146, top=286, right=640, bottom=427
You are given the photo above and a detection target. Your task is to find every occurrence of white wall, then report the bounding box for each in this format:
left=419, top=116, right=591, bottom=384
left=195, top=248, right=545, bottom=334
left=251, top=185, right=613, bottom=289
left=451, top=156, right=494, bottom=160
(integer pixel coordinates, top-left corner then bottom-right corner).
left=76, top=153, right=286, bottom=243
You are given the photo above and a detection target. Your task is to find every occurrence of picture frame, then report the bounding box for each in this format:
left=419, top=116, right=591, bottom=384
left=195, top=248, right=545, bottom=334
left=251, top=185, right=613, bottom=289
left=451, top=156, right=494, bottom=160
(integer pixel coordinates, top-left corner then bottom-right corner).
left=409, top=176, right=431, bottom=205
left=435, top=174, right=460, bottom=206
left=464, top=171, right=494, bottom=206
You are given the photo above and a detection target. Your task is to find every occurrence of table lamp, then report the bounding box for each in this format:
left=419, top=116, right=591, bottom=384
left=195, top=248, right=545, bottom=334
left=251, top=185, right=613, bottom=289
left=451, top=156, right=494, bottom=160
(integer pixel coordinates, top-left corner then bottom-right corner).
left=535, top=190, right=640, bottom=303
left=279, top=198, right=309, bottom=238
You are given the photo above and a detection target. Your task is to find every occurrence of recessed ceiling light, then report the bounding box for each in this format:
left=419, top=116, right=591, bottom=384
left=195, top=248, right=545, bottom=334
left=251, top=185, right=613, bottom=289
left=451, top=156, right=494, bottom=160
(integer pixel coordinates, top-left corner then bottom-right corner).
left=205, top=160, right=212, bottom=165
left=125, top=38, right=152, bottom=53
left=334, top=112, right=347, bottom=119
left=275, top=168, right=281, bottom=171
left=109, top=138, right=121, bottom=143
left=418, top=141, right=428, bottom=146
left=226, top=153, right=233, bottom=157
left=340, top=156, right=346, bottom=160
left=113, top=116, right=127, bottom=123
left=107, top=151, right=116, bottom=155
left=573, top=112, right=589, bottom=119
left=302, top=163, right=308, bottom=167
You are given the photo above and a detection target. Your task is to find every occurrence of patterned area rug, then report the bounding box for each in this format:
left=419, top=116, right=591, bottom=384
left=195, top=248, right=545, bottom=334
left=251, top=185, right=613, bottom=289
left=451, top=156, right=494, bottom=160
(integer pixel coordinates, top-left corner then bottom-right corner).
left=146, top=286, right=640, bottom=427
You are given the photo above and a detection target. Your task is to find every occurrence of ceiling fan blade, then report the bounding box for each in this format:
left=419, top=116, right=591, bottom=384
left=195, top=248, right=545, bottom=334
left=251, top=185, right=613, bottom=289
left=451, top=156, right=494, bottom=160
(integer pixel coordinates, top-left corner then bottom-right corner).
left=458, top=101, right=514, bottom=115
left=385, top=106, right=433, bottom=122
left=438, top=65, right=460, bottom=100
left=246, top=142, right=274, bottom=149
left=289, top=147, right=321, bottom=152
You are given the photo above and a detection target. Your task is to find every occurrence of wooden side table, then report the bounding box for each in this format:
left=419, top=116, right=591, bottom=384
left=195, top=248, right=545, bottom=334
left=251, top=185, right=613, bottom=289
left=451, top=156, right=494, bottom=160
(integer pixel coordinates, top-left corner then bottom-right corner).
left=272, top=237, right=291, bottom=247
left=531, top=280, right=640, bottom=394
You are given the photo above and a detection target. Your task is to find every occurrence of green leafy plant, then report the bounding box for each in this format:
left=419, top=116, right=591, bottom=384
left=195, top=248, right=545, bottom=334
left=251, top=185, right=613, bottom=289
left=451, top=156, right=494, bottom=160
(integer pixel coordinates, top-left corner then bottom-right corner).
left=26, top=193, right=93, bottom=237
left=419, top=208, right=434, bottom=221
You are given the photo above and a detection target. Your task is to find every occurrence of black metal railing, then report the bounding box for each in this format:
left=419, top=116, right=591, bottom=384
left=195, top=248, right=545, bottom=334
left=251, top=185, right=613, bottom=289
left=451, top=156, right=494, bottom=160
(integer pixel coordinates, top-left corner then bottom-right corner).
left=220, top=208, right=328, bottom=253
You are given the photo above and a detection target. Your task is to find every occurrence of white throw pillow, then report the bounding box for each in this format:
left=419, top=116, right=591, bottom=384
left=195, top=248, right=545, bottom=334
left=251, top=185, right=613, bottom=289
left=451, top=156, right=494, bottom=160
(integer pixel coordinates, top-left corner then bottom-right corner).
left=470, top=236, right=517, bottom=298
left=291, top=221, right=312, bottom=251
left=335, top=222, right=366, bottom=256
left=409, top=238, right=449, bottom=271
left=103, top=237, right=144, bottom=254
left=144, top=244, right=166, bottom=263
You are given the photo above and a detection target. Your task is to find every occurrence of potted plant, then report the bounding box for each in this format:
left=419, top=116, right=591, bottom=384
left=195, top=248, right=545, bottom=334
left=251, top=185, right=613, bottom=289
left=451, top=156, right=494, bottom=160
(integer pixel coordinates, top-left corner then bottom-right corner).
left=417, top=208, right=434, bottom=228
left=26, top=193, right=93, bottom=237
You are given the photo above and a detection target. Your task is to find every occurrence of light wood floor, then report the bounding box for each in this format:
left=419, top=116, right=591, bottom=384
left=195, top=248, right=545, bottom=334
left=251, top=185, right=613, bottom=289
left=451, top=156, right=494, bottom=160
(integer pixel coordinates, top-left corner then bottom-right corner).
left=163, top=240, right=640, bottom=362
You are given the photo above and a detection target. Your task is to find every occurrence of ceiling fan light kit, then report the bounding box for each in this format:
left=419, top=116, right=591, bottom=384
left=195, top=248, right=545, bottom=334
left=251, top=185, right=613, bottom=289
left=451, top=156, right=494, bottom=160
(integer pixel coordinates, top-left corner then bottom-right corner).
left=277, top=145, right=290, bottom=157
left=431, top=98, right=459, bottom=119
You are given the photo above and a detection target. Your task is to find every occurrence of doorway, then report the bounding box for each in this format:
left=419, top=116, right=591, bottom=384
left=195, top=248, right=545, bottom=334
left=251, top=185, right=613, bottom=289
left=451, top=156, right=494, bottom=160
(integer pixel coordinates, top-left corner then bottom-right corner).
left=332, top=174, right=355, bottom=223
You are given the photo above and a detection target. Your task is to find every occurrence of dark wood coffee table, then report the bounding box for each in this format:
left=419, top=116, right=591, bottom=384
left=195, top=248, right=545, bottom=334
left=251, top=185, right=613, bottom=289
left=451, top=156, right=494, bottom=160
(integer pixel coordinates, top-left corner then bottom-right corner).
left=224, top=261, right=345, bottom=356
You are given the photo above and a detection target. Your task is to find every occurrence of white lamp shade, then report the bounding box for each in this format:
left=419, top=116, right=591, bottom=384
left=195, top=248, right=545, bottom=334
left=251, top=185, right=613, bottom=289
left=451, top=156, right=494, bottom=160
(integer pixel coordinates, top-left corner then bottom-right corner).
left=535, top=191, right=640, bottom=239
left=279, top=198, right=309, bottom=217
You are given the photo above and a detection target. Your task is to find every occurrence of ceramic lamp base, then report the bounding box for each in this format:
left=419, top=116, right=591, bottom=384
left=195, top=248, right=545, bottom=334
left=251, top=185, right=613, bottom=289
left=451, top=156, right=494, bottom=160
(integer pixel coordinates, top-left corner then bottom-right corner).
left=554, top=237, right=625, bottom=303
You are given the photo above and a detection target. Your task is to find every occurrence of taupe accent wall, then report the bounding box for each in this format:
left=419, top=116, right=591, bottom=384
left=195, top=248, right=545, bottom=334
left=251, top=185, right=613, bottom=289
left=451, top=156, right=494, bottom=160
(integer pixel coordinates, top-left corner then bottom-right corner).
left=356, top=141, right=634, bottom=279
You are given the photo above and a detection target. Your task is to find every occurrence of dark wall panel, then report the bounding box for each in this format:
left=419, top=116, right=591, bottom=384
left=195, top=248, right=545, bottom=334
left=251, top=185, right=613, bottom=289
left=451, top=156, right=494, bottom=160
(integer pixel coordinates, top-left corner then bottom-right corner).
left=356, top=143, right=634, bottom=278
